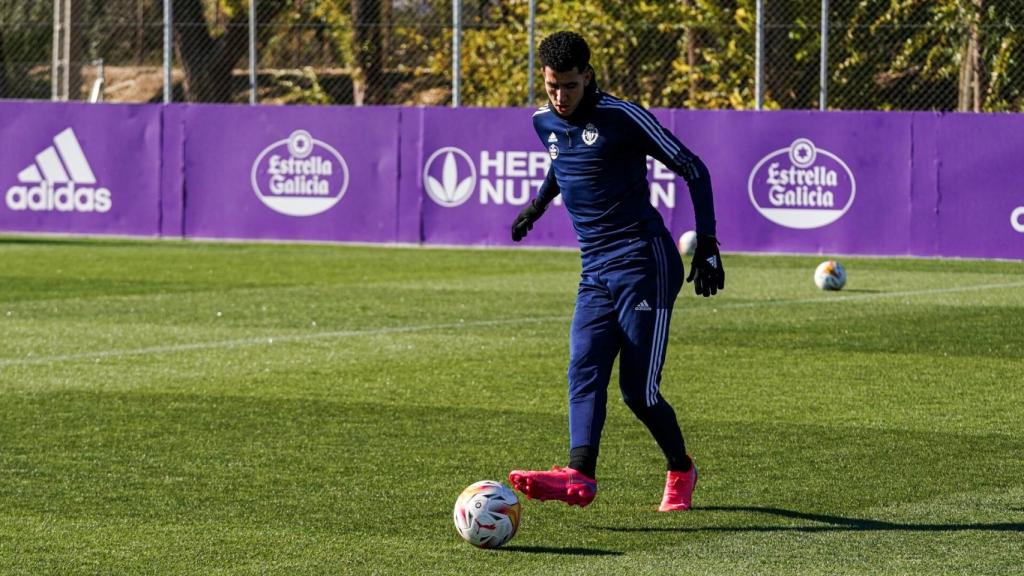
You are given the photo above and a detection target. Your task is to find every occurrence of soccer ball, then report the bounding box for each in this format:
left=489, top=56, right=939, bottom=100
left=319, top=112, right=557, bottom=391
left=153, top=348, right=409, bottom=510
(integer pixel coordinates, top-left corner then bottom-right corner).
left=678, top=230, right=697, bottom=256
left=453, top=480, right=521, bottom=549
left=814, top=260, right=847, bottom=291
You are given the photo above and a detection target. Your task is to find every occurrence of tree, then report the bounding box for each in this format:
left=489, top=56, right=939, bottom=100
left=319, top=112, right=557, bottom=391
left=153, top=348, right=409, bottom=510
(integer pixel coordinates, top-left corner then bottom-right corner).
left=351, top=0, right=385, bottom=104
left=829, top=0, right=1022, bottom=112
left=0, top=28, right=7, bottom=97
left=173, top=0, right=288, bottom=102
left=67, top=0, right=87, bottom=100
left=0, top=29, right=7, bottom=98
left=959, top=0, right=982, bottom=111
left=441, top=0, right=758, bottom=109
left=681, top=0, right=703, bottom=102
left=0, top=0, right=54, bottom=99
left=675, top=0, right=758, bottom=109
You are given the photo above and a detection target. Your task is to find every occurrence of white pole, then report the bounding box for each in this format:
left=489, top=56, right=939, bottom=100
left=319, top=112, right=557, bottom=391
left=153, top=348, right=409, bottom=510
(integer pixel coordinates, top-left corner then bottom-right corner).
left=89, top=59, right=104, bottom=103
left=820, top=0, right=829, bottom=110
left=249, top=0, right=257, bottom=104
left=62, top=0, right=71, bottom=99
left=755, top=0, right=764, bottom=110
left=527, top=0, right=536, bottom=106
left=52, top=0, right=61, bottom=101
left=452, top=0, right=460, bottom=107
left=163, top=0, right=172, bottom=103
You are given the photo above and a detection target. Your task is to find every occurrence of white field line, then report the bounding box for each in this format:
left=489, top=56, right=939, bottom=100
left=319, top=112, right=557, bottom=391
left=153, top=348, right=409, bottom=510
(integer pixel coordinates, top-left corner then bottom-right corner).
left=0, top=316, right=564, bottom=368
left=2, top=281, right=1022, bottom=368
left=711, top=280, right=1024, bottom=310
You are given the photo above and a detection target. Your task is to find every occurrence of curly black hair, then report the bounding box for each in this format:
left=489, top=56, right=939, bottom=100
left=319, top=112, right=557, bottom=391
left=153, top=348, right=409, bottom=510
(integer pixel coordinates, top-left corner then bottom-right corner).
left=538, top=31, right=591, bottom=73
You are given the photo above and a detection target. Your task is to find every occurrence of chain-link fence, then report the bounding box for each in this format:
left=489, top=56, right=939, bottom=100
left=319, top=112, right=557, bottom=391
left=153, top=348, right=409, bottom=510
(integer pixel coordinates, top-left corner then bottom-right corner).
left=768, top=0, right=1024, bottom=112
left=1, top=0, right=1022, bottom=111
left=1, top=0, right=171, bottom=102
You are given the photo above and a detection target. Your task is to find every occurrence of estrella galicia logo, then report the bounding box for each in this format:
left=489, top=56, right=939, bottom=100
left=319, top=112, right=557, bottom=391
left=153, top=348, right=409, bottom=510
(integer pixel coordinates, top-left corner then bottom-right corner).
left=423, top=146, right=476, bottom=207
left=1013, top=205, right=1024, bottom=233
left=748, top=138, right=856, bottom=229
left=251, top=130, right=349, bottom=217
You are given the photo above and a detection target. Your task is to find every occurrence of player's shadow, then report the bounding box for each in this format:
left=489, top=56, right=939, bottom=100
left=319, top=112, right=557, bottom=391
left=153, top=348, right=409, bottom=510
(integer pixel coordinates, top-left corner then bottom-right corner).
left=500, top=545, right=623, bottom=556
left=595, top=506, right=1024, bottom=534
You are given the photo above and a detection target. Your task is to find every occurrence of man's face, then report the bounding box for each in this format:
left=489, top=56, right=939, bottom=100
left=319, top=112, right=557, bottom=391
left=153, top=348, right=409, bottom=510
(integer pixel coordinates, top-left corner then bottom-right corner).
left=543, top=66, right=592, bottom=117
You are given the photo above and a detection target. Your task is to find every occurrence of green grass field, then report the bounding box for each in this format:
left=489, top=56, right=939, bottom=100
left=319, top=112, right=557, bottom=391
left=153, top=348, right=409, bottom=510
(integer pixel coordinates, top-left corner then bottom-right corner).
left=1, top=236, right=1022, bottom=575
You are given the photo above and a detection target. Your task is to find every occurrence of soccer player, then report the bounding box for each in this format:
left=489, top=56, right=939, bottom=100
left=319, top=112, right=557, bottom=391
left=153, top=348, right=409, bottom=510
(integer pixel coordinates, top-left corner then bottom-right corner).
left=508, top=31, right=724, bottom=512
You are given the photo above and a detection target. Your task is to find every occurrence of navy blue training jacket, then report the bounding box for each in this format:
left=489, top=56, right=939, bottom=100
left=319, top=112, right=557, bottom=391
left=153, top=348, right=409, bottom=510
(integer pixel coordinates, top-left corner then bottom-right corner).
left=531, top=85, right=716, bottom=261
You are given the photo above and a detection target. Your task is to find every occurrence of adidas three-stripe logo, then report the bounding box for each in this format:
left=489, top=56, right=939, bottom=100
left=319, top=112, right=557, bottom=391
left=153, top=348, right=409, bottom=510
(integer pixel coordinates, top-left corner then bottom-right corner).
left=634, top=299, right=652, bottom=311
left=18, top=128, right=96, bottom=185
left=5, top=127, right=112, bottom=213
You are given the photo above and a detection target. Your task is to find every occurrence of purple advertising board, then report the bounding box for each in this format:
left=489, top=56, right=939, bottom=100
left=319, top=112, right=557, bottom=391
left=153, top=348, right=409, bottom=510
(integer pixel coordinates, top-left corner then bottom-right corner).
left=411, top=106, right=574, bottom=247
left=406, top=107, right=923, bottom=257
left=178, top=104, right=400, bottom=242
left=0, top=102, right=162, bottom=236
left=160, top=104, right=187, bottom=238
left=675, top=110, right=915, bottom=257
left=408, top=106, right=682, bottom=249
left=923, top=113, right=1024, bottom=259
left=1, top=101, right=1021, bottom=260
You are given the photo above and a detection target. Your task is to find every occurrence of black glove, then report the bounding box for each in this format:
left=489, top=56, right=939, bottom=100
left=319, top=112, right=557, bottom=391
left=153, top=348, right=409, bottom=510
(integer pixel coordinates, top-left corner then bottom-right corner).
left=686, top=234, right=725, bottom=297
left=511, top=199, right=546, bottom=242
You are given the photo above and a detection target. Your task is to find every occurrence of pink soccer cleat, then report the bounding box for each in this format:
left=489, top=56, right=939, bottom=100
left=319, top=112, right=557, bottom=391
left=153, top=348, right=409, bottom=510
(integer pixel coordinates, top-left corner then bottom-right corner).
left=508, top=466, right=597, bottom=507
left=658, top=462, right=698, bottom=512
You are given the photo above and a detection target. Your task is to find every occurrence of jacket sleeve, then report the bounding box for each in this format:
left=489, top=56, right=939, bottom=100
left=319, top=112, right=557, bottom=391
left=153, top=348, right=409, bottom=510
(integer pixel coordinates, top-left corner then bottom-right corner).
left=531, top=111, right=561, bottom=210
left=618, top=103, right=717, bottom=236
left=535, top=167, right=560, bottom=209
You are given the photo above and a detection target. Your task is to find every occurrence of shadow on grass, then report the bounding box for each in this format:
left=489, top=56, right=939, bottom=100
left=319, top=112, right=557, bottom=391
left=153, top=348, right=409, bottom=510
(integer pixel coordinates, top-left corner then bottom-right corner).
left=500, top=545, right=622, bottom=556
left=595, top=506, right=1024, bottom=534
left=838, top=288, right=883, bottom=293
left=0, top=236, right=153, bottom=248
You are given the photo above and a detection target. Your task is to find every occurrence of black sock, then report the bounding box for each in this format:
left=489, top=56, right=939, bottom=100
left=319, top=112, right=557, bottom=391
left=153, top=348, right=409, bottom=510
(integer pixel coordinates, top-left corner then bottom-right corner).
left=629, top=397, right=691, bottom=472
left=669, top=453, right=693, bottom=473
left=568, top=445, right=598, bottom=479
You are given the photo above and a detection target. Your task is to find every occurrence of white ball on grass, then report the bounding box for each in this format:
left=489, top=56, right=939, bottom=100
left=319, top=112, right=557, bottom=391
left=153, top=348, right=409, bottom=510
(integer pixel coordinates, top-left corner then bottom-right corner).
left=678, top=230, right=697, bottom=256
left=814, top=260, right=847, bottom=291
left=452, top=480, right=521, bottom=549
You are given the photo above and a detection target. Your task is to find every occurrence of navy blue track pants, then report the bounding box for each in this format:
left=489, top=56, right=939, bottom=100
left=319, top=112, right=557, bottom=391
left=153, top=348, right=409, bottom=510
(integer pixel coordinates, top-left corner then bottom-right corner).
left=568, top=233, right=684, bottom=450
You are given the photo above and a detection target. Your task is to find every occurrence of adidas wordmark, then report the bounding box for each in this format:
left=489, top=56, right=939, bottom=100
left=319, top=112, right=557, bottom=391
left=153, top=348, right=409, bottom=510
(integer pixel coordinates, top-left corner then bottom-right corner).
left=5, top=127, right=111, bottom=213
